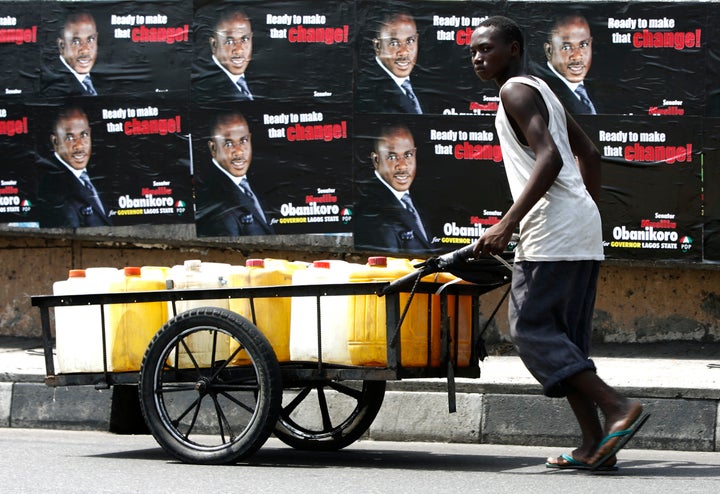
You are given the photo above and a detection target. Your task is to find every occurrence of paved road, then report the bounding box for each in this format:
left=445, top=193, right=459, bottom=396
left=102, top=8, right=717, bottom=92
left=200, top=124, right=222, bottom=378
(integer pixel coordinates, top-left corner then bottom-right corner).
left=2, top=429, right=718, bottom=493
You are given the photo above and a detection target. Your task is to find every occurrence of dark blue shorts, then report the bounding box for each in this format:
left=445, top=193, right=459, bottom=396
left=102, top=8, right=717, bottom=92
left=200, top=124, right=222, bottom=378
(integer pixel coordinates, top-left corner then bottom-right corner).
left=508, top=260, right=601, bottom=398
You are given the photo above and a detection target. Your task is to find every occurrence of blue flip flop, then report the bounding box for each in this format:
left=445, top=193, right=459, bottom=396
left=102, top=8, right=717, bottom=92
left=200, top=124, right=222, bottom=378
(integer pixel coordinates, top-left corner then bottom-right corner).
left=546, top=453, right=618, bottom=471
left=589, top=412, right=651, bottom=471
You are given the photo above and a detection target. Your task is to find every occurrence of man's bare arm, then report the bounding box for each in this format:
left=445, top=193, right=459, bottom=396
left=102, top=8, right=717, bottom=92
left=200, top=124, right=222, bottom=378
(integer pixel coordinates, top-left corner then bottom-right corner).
left=565, top=110, right=602, bottom=202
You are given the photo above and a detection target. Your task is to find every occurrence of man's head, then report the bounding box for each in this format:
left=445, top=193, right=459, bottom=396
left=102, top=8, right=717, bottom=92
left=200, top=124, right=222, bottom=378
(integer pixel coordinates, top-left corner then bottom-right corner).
left=208, top=112, right=252, bottom=178
left=371, top=124, right=417, bottom=193
left=210, top=10, right=253, bottom=76
left=57, top=12, right=97, bottom=75
left=470, top=16, right=524, bottom=84
left=544, top=14, right=592, bottom=83
left=373, top=12, right=418, bottom=79
left=51, top=106, right=92, bottom=171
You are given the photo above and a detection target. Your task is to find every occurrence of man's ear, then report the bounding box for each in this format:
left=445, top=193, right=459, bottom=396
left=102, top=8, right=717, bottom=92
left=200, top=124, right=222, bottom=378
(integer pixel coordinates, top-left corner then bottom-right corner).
left=372, top=38, right=380, bottom=55
left=370, top=151, right=379, bottom=170
left=543, top=42, right=552, bottom=61
left=208, top=140, right=216, bottom=157
left=50, top=134, right=58, bottom=150
left=209, top=36, right=217, bottom=54
left=57, top=38, right=64, bottom=54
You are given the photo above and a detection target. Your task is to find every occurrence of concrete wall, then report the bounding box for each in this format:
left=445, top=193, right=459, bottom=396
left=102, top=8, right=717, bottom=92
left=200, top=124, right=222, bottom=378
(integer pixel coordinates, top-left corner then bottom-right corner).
left=1, top=228, right=719, bottom=343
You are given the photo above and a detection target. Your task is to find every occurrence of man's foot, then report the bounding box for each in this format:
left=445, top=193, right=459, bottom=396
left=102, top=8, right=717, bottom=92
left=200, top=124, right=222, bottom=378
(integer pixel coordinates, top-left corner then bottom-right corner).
left=588, top=403, right=650, bottom=470
left=546, top=453, right=618, bottom=471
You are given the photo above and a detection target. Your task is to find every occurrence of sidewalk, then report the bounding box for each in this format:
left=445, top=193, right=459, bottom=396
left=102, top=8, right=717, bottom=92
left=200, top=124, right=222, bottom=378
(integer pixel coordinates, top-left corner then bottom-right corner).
left=1, top=337, right=719, bottom=452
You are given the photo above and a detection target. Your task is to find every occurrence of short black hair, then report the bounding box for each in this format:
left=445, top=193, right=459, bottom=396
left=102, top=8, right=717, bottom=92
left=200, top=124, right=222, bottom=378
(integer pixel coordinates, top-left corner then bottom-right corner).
left=547, top=14, right=590, bottom=43
left=477, top=16, right=524, bottom=56
left=373, top=123, right=413, bottom=154
left=60, top=12, right=96, bottom=36
left=213, top=8, right=251, bottom=32
left=209, top=111, right=248, bottom=138
left=51, top=106, right=88, bottom=134
left=376, top=11, right=415, bottom=38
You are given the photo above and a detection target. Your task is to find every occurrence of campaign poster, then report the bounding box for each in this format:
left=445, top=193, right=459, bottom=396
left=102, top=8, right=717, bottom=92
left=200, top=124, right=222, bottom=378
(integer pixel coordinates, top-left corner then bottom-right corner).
left=0, top=2, right=41, bottom=98
left=355, top=0, right=503, bottom=117
left=192, top=100, right=353, bottom=238
left=575, top=115, right=702, bottom=261
left=703, top=119, right=720, bottom=262
left=519, top=2, right=707, bottom=117
left=37, top=1, right=191, bottom=101
left=352, top=113, right=512, bottom=254
left=192, top=0, right=354, bottom=105
left=0, top=103, right=38, bottom=226
left=32, top=97, right=192, bottom=229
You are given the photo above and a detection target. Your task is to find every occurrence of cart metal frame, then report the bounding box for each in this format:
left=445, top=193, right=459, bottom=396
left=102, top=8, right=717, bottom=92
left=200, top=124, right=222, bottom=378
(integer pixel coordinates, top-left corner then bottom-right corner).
left=31, top=274, right=511, bottom=464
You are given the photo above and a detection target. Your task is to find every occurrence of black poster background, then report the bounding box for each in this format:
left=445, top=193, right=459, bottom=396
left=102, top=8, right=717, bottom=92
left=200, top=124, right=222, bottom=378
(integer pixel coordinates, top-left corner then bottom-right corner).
left=520, top=2, right=707, bottom=117
left=355, top=0, right=503, bottom=116
left=703, top=119, right=720, bottom=261
left=38, top=1, right=192, bottom=100
left=353, top=114, right=512, bottom=253
left=31, top=97, right=193, bottom=227
left=192, top=100, right=353, bottom=237
left=193, top=0, right=354, bottom=105
left=0, top=2, right=41, bottom=98
left=0, top=103, right=37, bottom=225
left=576, top=115, right=702, bottom=262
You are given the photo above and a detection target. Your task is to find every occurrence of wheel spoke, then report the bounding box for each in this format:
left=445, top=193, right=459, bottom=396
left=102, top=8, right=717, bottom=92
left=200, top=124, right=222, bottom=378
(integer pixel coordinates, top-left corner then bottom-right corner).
left=179, top=337, right=201, bottom=372
left=209, top=342, right=246, bottom=381
left=158, top=382, right=197, bottom=393
left=283, top=387, right=313, bottom=415
left=316, top=386, right=333, bottom=432
left=210, top=392, right=235, bottom=443
left=218, top=390, right=256, bottom=414
left=326, top=381, right=363, bottom=400
left=212, top=382, right=260, bottom=392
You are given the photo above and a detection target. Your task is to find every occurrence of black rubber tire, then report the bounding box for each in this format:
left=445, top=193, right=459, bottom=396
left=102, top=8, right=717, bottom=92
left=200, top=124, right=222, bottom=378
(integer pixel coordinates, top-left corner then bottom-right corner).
left=273, top=379, right=386, bottom=451
left=139, top=308, right=282, bottom=465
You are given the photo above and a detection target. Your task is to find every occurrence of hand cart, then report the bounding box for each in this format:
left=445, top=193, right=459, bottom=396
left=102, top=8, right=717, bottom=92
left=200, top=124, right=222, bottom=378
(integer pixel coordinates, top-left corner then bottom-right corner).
left=31, top=249, right=512, bottom=465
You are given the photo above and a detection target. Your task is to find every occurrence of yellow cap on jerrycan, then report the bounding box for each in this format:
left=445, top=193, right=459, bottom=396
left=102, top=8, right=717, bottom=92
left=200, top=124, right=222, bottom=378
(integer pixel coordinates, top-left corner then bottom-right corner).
left=347, top=257, right=436, bottom=367
left=107, top=266, right=168, bottom=372
left=53, top=269, right=109, bottom=373
left=228, top=258, right=301, bottom=363
left=289, top=259, right=356, bottom=364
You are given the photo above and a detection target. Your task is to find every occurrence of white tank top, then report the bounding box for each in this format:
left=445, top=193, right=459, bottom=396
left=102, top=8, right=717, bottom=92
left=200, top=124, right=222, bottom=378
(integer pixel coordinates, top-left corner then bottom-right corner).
left=495, top=76, right=604, bottom=262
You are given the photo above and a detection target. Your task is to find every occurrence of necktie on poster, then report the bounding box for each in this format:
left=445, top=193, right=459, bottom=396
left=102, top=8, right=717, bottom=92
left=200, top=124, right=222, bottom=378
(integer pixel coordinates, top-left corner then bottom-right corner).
left=401, top=79, right=422, bottom=114
left=239, top=179, right=266, bottom=222
left=401, top=193, right=427, bottom=241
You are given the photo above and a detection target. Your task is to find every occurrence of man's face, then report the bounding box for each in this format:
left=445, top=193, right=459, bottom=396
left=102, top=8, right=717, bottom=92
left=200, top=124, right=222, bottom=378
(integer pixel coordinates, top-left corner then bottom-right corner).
left=470, top=26, right=515, bottom=83
left=372, top=128, right=416, bottom=193
left=209, top=115, right=252, bottom=178
left=210, top=14, right=253, bottom=76
left=52, top=110, right=92, bottom=171
left=58, top=16, right=98, bottom=75
left=374, top=15, right=418, bottom=78
left=544, top=18, right=592, bottom=83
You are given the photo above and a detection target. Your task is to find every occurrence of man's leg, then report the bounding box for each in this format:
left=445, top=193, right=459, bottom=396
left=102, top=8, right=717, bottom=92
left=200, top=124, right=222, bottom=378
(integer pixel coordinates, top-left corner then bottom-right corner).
left=566, top=369, right=642, bottom=436
left=566, top=390, right=604, bottom=460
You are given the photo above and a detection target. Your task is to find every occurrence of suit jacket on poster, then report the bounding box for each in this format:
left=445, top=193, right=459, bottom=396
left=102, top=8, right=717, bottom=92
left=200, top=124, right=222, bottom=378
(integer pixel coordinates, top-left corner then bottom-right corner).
left=354, top=177, right=435, bottom=254
left=192, top=61, right=254, bottom=103
left=529, top=62, right=600, bottom=115
left=37, top=157, right=111, bottom=228
left=355, top=61, right=422, bottom=114
left=39, top=58, right=98, bottom=98
left=195, top=162, right=273, bottom=237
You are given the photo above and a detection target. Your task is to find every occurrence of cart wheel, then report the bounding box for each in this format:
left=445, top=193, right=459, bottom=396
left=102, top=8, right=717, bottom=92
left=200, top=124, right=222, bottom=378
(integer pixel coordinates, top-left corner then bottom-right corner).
left=139, top=308, right=282, bottom=465
left=274, top=379, right=385, bottom=451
